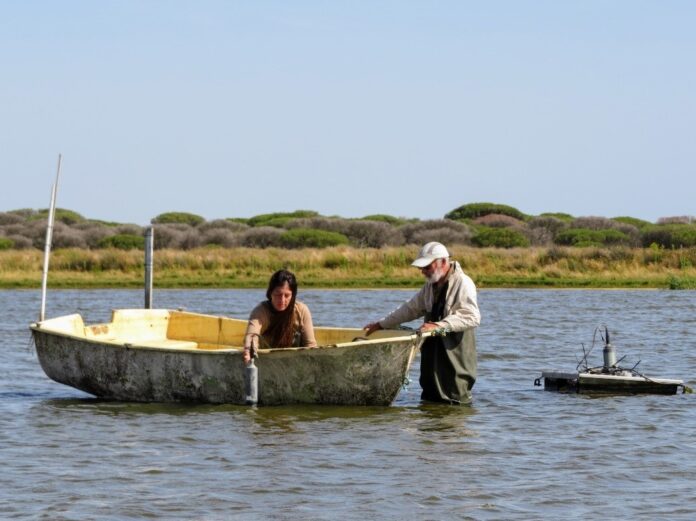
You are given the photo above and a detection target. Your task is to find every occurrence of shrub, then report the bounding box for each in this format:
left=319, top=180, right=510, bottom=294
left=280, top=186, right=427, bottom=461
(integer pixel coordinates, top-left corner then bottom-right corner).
left=400, top=219, right=472, bottom=245
left=6, top=235, right=32, bottom=249
left=179, top=230, right=204, bottom=250
left=473, top=213, right=526, bottom=228
left=344, top=220, right=404, bottom=248
left=279, top=228, right=349, bottom=249
left=472, top=227, right=530, bottom=248
left=0, top=223, right=26, bottom=237
left=151, top=212, right=205, bottom=226
left=73, top=222, right=114, bottom=248
left=641, top=224, right=696, bottom=248
left=27, top=220, right=89, bottom=249
left=226, top=217, right=250, bottom=225
left=360, top=214, right=409, bottom=226
left=45, top=208, right=84, bottom=225
left=557, top=229, right=599, bottom=247
left=7, top=208, right=36, bottom=219
left=282, top=217, right=401, bottom=247
left=555, top=228, right=631, bottom=247
left=200, top=229, right=241, bottom=248
left=657, top=216, right=694, bottom=225
left=529, top=216, right=567, bottom=236
left=241, top=227, right=284, bottom=248
left=22, top=219, right=50, bottom=247
left=285, top=217, right=345, bottom=233
left=258, top=216, right=296, bottom=228
left=566, top=217, right=640, bottom=246
left=198, top=219, right=249, bottom=233
left=0, top=212, right=24, bottom=226
left=539, top=212, right=574, bottom=222
left=0, top=237, right=13, bottom=250
left=153, top=224, right=188, bottom=249
left=527, top=216, right=566, bottom=245
left=50, top=223, right=88, bottom=249
left=32, top=208, right=85, bottom=225
left=523, top=227, right=554, bottom=246
left=613, top=216, right=652, bottom=229
left=86, top=218, right=121, bottom=227
left=115, top=224, right=145, bottom=235
left=570, top=216, right=620, bottom=230
left=247, top=210, right=319, bottom=227
left=155, top=222, right=193, bottom=232
left=445, top=202, right=526, bottom=222
left=409, top=227, right=472, bottom=246
left=97, top=234, right=145, bottom=250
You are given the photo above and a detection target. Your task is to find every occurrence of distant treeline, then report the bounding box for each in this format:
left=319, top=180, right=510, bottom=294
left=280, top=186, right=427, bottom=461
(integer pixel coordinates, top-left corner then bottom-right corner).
left=1, top=202, right=695, bottom=251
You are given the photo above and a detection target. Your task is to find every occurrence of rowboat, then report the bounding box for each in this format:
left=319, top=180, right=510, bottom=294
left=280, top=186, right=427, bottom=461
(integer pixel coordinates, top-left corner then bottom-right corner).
left=29, top=166, right=424, bottom=406
left=30, top=309, right=424, bottom=405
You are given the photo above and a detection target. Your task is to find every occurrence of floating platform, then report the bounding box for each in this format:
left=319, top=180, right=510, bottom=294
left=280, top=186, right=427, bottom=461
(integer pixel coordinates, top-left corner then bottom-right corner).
left=539, top=370, right=684, bottom=395
left=536, top=326, right=689, bottom=396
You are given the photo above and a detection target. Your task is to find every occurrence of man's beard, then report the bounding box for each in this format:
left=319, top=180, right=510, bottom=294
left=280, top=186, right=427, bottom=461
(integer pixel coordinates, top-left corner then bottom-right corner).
left=426, top=265, right=446, bottom=284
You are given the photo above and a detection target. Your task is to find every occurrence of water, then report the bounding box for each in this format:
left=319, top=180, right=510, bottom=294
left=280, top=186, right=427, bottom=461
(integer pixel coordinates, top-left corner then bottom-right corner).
left=1, top=288, right=695, bottom=520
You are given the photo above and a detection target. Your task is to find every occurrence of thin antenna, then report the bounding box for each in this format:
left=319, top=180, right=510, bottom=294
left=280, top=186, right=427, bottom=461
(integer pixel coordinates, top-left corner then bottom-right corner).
left=39, top=154, right=62, bottom=321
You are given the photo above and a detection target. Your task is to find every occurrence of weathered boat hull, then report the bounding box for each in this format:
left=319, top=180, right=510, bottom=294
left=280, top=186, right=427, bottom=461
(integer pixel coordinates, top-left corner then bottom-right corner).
left=31, top=310, right=422, bottom=406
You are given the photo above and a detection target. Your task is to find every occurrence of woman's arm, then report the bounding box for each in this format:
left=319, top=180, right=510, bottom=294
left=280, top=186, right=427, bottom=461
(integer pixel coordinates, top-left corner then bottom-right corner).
left=243, top=304, right=267, bottom=363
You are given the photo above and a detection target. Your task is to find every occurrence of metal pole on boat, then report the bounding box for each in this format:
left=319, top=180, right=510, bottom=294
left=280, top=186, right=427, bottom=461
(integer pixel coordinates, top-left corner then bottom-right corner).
left=144, top=225, right=154, bottom=309
left=603, top=326, right=616, bottom=372
left=39, top=154, right=62, bottom=322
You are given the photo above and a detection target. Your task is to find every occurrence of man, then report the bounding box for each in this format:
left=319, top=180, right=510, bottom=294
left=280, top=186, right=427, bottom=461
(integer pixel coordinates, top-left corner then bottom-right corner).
left=364, top=242, right=481, bottom=404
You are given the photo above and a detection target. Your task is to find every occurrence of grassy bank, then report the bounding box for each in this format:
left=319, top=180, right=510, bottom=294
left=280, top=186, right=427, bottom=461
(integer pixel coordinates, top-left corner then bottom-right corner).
left=1, top=246, right=695, bottom=289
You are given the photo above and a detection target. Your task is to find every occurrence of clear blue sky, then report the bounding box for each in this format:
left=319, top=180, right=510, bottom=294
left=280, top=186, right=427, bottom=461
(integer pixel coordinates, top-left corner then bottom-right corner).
left=2, top=1, right=694, bottom=225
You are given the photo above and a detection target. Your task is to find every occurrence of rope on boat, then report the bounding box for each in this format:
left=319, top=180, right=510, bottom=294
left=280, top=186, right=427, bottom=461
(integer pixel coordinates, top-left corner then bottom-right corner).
left=401, top=327, right=451, bottom=388
left=402, top=331, right=421, bottom=388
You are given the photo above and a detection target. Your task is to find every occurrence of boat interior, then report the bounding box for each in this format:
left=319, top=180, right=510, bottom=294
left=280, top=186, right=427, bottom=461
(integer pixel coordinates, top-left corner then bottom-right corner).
left=34, top=309, right=414, bottom=352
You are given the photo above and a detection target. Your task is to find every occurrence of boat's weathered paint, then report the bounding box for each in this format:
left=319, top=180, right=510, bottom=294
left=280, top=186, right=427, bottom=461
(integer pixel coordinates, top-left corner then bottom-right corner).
left=31, top=309, right=422, bottom=405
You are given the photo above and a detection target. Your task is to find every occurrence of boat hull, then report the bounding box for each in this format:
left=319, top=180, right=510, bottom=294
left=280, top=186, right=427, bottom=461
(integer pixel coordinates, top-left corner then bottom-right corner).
left=31, top=310, right=421, bottom=406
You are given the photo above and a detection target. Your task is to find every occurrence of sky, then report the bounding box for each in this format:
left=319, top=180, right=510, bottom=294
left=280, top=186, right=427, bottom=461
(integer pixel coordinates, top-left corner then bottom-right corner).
left=1, top=1, right=695, bottom=225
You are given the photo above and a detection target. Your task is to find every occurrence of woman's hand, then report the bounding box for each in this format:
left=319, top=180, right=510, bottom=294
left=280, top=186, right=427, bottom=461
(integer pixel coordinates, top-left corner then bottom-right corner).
left=243, top=349, right=251, bottom=364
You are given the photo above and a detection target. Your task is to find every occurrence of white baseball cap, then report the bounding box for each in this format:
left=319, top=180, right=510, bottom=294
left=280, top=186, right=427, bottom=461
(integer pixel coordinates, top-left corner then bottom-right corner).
left=411, top=242, right=450, bottom=268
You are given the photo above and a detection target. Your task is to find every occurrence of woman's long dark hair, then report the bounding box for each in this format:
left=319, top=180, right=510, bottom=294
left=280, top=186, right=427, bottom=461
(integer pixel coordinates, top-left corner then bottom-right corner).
left=263, top=269, right=298, bottom=348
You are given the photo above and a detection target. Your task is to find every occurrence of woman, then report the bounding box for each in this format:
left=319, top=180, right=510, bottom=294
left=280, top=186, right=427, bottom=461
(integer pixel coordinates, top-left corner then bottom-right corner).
left=243, top=269, right=317, bottom=363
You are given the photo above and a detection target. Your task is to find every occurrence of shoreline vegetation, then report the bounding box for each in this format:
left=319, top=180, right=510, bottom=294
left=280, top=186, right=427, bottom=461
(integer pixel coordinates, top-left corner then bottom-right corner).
left=2, top=202, right=695, bottom=290
left=1, top=246, right=694, bottom=290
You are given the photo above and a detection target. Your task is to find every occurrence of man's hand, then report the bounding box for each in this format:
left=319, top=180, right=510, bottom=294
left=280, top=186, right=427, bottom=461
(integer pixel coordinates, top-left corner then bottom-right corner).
left=363, top=322, right=383, bottom=336
left=418, top=322, right=440, bottom=333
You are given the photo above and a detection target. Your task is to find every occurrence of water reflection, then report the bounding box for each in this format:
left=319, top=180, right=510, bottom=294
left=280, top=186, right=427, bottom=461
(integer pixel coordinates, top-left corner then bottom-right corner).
left=34, top=398, right=236, bottom=417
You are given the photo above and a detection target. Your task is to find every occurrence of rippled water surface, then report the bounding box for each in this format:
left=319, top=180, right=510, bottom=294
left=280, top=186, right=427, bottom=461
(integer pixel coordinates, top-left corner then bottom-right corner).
left=1, top=288, right=695, bottom=520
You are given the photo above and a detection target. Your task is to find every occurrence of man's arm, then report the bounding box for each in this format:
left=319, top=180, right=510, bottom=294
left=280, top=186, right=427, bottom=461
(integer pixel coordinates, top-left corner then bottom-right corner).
left=436, top=277, right=480, bottom=332
left=374, top=285, right=429, bottom=330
